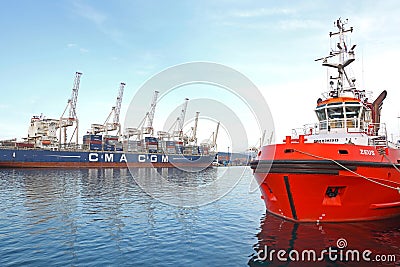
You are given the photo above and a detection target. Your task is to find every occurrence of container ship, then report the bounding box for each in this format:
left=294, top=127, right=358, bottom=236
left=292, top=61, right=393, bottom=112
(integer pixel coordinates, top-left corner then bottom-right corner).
left=0, top=73, right=217, bottom=168
left=251, top=18, right=400, bottom=222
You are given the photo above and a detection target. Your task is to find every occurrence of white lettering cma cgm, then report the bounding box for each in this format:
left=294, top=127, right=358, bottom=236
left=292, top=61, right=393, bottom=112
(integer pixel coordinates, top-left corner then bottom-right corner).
left=88, top=153, right=169, bottom=163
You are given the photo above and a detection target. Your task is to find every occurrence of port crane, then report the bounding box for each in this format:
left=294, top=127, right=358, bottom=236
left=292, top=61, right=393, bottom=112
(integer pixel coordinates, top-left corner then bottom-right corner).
left=168, top=98, right=189, bottom=142
left=212, top=121, right=220, bottom=150
left=185, top=111, right=200, bottom=145
left=141, top=90, right=159, bottom=136
left=125, top=90, right=159, bottom=140
left=59, top=72, right=82, bottom=148
left=90, top=82, right=126, bottom=136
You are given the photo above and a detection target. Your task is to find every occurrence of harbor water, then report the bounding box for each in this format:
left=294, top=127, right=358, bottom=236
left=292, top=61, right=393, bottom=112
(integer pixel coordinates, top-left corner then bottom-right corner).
left=0, top=167, right=399, bottom=266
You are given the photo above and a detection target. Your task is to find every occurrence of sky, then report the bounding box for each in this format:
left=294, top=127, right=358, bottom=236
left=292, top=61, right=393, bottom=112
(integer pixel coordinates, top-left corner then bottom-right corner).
left=1, top=0, right=400, bottom=151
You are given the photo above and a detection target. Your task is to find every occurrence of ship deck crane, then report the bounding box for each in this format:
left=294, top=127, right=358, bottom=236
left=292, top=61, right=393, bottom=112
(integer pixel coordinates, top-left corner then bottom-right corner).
left=212, top=121, right=220, bottom=150
left=137, top=90, right=159, bottom=136
left=91, top=82, right=126, bottom=136
left=126, top=90, right=159, bottom=140
left=59, top=72, right=82, bottom=148
left=186, top=111, right=200, bottom=145
left=168, top=98, right=189, bottom=142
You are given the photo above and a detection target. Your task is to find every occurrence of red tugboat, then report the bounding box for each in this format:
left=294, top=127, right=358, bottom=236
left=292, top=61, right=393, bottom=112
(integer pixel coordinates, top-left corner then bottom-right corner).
left=251, top=18, right=400, bottom=222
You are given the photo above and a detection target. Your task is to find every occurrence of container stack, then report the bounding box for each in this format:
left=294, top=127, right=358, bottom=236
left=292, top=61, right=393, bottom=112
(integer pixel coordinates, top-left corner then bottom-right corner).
left=103, top=135, right=119, bottom=151
left=145, top=137, right=158, bottom=153
left=166, top=141, right=176, bottom=154
left=115, top=142, right=123, bottom=151
left=124, top=140, right=142, bottom=152
left=175, top=141, right=183, bottom=154
left=83, top=134, right=102, bottom=150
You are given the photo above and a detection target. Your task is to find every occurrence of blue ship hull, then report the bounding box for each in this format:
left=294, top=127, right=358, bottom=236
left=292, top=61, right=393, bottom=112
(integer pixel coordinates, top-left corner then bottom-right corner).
left=0, top=148, right=215, bottom=168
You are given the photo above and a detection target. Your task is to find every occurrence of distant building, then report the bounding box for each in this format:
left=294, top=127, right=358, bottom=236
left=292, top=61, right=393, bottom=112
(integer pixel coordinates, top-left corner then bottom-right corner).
left=216, top=152, right=252, bottom=166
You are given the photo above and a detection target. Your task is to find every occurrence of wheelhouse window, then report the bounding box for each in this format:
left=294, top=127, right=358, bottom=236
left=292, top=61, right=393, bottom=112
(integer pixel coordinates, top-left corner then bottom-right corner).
left=315, top=108, right=326, bottom=121
left=327, top=106, right=344, bottom=119
left=345, top=106, right=361, bottom=118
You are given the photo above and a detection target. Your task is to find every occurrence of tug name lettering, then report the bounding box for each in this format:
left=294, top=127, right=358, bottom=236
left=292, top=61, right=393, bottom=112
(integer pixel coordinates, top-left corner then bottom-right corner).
left=359, top=149, right=375, bottom=156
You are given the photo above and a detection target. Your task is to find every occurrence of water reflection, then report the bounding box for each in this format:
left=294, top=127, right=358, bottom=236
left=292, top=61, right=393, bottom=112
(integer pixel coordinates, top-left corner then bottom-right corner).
left=249, top=213, right=400, bottom=267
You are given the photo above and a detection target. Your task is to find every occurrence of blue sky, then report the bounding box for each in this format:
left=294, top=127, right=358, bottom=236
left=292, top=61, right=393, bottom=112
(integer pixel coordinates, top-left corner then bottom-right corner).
left=1, top=0, right=400, bottom=150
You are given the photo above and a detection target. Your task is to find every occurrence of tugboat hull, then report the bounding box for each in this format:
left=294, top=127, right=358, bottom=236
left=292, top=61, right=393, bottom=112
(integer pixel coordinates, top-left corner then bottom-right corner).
left=251, top=143, right=400, bottom=222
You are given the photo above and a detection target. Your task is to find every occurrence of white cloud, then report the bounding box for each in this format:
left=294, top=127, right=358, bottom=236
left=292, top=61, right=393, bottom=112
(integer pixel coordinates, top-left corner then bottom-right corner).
left=229, top=8, right=295, bottom=18
left=67, top=43, right=89, bottom=53
left=72, top=1, right=107, bottom=26
left=71, top=1, right=126, bottom=46
left=79, top=48, right=89, bottom=53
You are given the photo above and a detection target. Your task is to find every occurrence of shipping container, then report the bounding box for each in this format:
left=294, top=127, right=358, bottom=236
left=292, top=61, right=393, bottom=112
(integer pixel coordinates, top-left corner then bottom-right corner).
left=124, top=140, right=142, bottom=152
left=104, top=135, right=119, bottom=145
left=166, top=148, right=176, bottom=154
left=83, top=134, right=102, bottom=142
left=89, top=143, right=102, bottom=151
left=175, top=144, right=183, bottom=154
left=103, top=144, right=115, bottom=151
left=145, top=136, right=158, bottom=143
left=166, top=141, right=175, bottom=146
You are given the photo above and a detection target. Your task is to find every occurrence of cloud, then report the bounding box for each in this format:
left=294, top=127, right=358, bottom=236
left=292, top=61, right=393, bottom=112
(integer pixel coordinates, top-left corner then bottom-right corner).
left=72, top=1, right=107, bottom=26
left=66, top=43, right=89, bottom=53
left=70, top=1, right=126, bottom=46
left=229, top=8, right=295, bottom=18
left=79, top=48, right=89, bottom=53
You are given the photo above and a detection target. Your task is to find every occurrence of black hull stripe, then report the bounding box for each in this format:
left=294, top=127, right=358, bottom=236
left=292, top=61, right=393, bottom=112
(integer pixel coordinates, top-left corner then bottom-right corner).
left=257, top=168, right=340, bottom=175
left=251, top=159, right=396, bottom=170
left=284, top=176, right=298, bottom=220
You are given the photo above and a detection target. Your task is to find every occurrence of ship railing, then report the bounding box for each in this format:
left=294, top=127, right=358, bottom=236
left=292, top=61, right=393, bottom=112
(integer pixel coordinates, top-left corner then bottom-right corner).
left=365, top=122, right=388, bottom=147
left=292, top=124, right=318, bottom=138
left=292, top=119, right=387, bottom=139
left=318, top=118, right=362, bottom=132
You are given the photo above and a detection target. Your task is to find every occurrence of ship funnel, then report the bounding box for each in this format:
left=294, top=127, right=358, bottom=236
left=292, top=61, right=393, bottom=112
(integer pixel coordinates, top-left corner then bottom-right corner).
left=372, top=90, right=387, bottom=133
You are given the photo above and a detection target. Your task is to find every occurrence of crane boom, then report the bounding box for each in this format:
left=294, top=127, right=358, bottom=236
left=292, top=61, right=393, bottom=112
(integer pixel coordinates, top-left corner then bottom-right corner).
left=59, top=71, right=83, bottom=148
left=69, top=72, right=82, bottom=119
left=178, top=98, right=189, bottom=134
left=147, top=90, right=159, bottom=130
left=191, top=111, right=200, bottom=144
left=188, top=111, right=200, bottom=145
left=91, top=82, right=126, bottom=136
left=213, top=121, right=220, bottom=148
left=168, top=98, right=190, bottom=141
left=113, top=82, right=125, bottom=124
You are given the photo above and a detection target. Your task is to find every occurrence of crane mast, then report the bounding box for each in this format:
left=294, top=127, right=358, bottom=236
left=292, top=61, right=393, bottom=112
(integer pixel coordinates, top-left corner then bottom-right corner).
left=69, top=72, right=81, bottom=119
left=59, top=72, right=82, bottom=148
left=212, top=121, right=220, bottom=149
left=144, top=90, right=159, bottom=134
left=169, top=98, right=189, bottom=141
left=187, top=111, right=200, bottom=144
left=178, top=98, right=189, bottom=134
left=90, top=82, right=126, bottom=137
left=113, top=82, right=125, bottom=126
left=192, top=111, right=199, bottom=144
left=139, top=90, right=159, bottom=136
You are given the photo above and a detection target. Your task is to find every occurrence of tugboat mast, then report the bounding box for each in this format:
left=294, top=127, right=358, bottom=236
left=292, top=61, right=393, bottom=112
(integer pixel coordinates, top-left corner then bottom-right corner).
left=316, top=18, right=358, bottom=99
